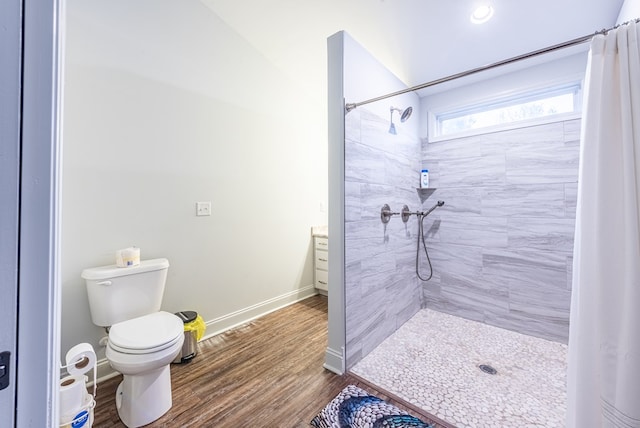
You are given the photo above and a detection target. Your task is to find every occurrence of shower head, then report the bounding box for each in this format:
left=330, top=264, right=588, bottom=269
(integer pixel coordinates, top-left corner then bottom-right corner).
left=401, top=106, right=412, bottom=122
left=389, top=106, right=412, bottom=134
left=391, top=106, right=412, bottom=122
left=437, top=200, right=444, bottom=207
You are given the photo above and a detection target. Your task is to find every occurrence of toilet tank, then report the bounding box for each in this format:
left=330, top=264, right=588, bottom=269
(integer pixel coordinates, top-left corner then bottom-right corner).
left=82, top=258, right=170, bottom=327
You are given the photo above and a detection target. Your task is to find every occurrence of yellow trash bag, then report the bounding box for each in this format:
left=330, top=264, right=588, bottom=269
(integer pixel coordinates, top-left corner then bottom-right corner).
left=182, top=312, right=206, bottom=341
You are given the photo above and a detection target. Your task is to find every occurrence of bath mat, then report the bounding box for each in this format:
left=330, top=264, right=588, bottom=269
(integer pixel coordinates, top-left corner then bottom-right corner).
left=310, top=385, right=433, bottom=428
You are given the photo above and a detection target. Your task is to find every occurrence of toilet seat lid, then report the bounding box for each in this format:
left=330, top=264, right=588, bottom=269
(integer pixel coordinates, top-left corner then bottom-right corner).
left=109, top=311, right=183, bottom=352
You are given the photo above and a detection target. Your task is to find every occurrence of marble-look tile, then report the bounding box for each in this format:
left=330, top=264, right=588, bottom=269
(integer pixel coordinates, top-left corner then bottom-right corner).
left=566, top=255, right=573, bottom=291
left=418, top=216, right=442, bottom=242
left=344, top=235, right=387, bottom=263
left=346, top=273, right=421, bottom=365
left=360, top=110, right=417, bottom=160
left=345, top=237, right=387, bottom=265
left=564, top=182, right=578, bottom=219
left=357, top=183, right=418, bottom=222
left=384, top=152, right=420, bottom=189
left=359, top=255, right=416, bottom=297
left=482, top=248, right=569, bottom=290
left=385, top=276, right=422, bottom=323
left=346, top=217, right=413, bottom=242
left=424, top=294, right=486, bottom=324
left=344, top=260, right=362, bottom=300
left=428, top=242, right=483, bottom=281
left=481, top=184, right=566, bottom=218
left=484, top=310, right=569, bottom=344
left=563, top=118, right=581, bottom=142
left=347, top=110, right=579, bottom=371
left=345, top=344, right=362, bottom=369
left=345, top=108, right=361, bottom=143
left=346, top=287, right=387, bottom=345
left=424, top=136, right=482, bottom=160
left=352, top=183, right=393, bottom=221
left=437, top=154, right=506, bottom=187
left=348, top=239, right=415, bottom=271
left=428, top=187, right=482, bottom=215
left=360, top=315, right=399, bottom=360
left=506, top=140, right=579, bottom=184
left=437, top=214, right=508, bottom=248
left=345, top=141, right=386, bottom=184
left=508, top=281, right=571, bottom=322
left=507, top=217, right=575, bottom=253
left=438, top=272, right=510, bottom=317
left=345, top=181, right=362, bottom=222
left=390, top=283, right=422, bottom=328
left=344, top=106, right=422, bottom=369
left=418, top=119, right=578, bottom=342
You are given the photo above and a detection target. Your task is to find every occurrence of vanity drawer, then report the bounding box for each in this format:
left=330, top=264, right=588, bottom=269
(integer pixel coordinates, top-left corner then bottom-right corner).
left=315, top=269, right=328, bottom=291
left=314, top=237, right=328, bottom=250
left=315, top=249, right=328, bottom=270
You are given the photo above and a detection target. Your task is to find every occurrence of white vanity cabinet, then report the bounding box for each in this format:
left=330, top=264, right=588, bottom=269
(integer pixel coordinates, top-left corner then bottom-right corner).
left=314, top=236, right=328, bottom=292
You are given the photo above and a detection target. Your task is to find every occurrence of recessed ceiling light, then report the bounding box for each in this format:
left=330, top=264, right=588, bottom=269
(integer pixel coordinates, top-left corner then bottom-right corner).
left=470, top=5, right=494, bottom=24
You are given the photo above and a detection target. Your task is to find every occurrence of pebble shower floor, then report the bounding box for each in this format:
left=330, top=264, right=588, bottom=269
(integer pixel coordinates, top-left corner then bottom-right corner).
left=351, top=309, right=567, bottom=428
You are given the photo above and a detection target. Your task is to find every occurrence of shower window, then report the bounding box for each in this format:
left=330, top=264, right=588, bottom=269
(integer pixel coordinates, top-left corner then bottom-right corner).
left=430, top=81, right=582, bottom=140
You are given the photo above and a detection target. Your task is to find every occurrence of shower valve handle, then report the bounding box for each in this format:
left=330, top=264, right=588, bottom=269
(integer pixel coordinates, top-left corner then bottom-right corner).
left=381, top=204, right=399, bottom=224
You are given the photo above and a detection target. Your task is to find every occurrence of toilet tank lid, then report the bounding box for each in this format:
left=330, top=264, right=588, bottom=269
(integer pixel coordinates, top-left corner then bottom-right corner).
left=81, top=258, right=169, bottom=280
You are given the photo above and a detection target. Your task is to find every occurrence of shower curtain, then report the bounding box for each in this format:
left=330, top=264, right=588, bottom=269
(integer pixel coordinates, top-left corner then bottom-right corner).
left=568, top=20, right=640, bottom=428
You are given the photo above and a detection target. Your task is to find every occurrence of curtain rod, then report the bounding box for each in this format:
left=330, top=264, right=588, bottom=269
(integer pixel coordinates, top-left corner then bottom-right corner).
left=345, top=18, right=640, bottom=113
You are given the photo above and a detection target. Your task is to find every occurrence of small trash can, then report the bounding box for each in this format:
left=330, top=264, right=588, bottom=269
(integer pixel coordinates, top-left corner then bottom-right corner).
left=173, top=311, right=205, bottom=364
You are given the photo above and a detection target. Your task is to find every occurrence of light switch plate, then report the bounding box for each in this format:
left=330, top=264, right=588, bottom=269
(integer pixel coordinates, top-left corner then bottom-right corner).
left=196, top=201, right=212, bottom=216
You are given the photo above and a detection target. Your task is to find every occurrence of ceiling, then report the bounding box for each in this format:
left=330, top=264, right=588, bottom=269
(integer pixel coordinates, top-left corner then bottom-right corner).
left=201, top=0, right=624, bottom=97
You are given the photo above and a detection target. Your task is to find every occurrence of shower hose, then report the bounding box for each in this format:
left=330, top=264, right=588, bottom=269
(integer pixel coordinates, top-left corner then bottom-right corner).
left=416, top=212, right=435, bottom=281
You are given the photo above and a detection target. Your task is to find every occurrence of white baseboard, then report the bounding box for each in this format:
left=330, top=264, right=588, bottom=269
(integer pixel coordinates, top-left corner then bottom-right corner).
left=323, top=346, right=345, bottom=375
left=201, top=284, right=318, bottom=340
left=94, top=358, right=119, bottom=385
left=93, top=285, right=319, bottom=384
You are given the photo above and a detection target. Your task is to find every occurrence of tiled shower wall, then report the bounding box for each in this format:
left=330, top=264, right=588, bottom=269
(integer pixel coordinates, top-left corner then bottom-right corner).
left=422, top=119, right=580, bottom=343
left=344, top=108, right=423, bottom=369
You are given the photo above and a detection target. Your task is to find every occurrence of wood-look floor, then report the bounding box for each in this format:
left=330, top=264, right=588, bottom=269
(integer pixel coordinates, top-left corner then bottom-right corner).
left=93, top=295, right=451, bottom=427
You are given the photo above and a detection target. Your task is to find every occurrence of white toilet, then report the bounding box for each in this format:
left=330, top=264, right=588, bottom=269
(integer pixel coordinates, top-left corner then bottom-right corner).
left=82, top=258, right=184, bottom=428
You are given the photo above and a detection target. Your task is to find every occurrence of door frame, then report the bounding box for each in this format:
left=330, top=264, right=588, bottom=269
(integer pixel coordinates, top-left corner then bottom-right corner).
left=11, top=0, right=63, bottom=426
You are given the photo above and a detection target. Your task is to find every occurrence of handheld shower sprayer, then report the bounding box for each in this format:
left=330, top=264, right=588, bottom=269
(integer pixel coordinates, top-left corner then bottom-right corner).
left=423, top=200, right=445, bottom=217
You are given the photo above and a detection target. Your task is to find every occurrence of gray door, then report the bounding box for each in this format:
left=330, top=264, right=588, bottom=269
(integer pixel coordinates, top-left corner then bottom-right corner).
left=0, top=0, right=23, bottom=424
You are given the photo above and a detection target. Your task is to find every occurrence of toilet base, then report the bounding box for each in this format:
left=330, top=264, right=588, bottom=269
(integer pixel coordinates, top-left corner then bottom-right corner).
left=115, top=365, right=173, bottom=427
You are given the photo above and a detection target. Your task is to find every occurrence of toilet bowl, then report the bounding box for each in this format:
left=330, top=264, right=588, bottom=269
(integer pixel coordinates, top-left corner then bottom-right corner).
left=82, top=258, right=182, bottom=427
left=105, top=311, right=184, bottom=428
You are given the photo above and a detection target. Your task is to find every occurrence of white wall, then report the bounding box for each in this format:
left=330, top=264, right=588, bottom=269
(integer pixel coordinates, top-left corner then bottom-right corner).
left=617, top=0, right=640, bottom=23
left=61, top=0, right=327, bottom=370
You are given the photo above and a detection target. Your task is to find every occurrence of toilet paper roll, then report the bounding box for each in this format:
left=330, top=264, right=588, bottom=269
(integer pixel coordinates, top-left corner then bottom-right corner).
left=65, top=343, right=96, bottom=377
left=115, top=246, right=140, bottom=268
left=59, top=375, right=89, bottom=421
